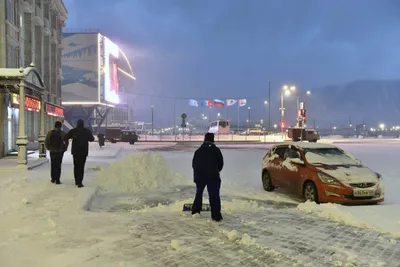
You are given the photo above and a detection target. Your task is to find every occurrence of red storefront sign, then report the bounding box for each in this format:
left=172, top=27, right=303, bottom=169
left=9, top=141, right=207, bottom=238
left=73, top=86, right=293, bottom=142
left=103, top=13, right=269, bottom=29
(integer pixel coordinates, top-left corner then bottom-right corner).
left=46, top=104, right=64, bottom=117
left=11, top=94, right=41, bottom=112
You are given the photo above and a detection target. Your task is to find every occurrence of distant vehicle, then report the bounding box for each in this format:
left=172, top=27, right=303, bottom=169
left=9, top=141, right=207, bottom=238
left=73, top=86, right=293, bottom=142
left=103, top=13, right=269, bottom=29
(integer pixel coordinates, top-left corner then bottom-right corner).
left=240, top=128, right=264, bottom=135
left=208, top=120, right=230, bottom=135
left=105, top=128, right=139, bottom=145
left=261, top=142, right=384, bottom=204
left=288, top=128, right=320, bottom=142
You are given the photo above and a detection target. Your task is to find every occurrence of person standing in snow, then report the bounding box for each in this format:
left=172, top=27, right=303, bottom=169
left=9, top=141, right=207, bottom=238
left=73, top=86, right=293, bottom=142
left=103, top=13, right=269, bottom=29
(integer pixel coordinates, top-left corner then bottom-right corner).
left=45, top=121, right=69, bottom=184
left=64, top=119, right=95, bottom=188
left=191, top=132, right=224, bottom=221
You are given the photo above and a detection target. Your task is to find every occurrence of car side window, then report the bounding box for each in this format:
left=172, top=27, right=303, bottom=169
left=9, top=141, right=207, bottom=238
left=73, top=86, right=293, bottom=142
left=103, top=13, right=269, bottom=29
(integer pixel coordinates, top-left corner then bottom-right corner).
left=274, top=146, right=289, bottom=159
left=285, top=147, right=301, bottom=159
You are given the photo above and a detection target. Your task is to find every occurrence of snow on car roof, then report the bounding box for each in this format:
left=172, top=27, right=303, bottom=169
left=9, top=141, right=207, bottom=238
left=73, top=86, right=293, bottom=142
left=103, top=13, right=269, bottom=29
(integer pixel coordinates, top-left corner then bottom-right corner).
left=275, top=142, right=337, bottom=149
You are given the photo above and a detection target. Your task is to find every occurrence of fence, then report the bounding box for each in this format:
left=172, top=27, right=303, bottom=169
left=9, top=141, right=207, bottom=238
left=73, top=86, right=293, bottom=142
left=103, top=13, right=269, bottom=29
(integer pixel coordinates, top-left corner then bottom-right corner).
left=134, top=133, right=286, bottom=143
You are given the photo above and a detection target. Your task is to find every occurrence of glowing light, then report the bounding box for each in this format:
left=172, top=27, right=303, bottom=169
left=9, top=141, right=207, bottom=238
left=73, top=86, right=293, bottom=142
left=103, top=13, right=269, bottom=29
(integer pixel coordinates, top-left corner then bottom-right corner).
left=284, top=90, right=291, bottom=96
left=379, top=123, right=385, bottom=130
left=118, top=48, right=136, bottom=79
left=103, top=36, right=120, bottom=104
left=290, top=86, right=296, bottom=91
left=306, top=90, right=311, bottom=95
left=62, top=101, right=115, bottom=107
left=264, top=101, right=268, bottom=104
left=118, top=68, right=135, bottom=80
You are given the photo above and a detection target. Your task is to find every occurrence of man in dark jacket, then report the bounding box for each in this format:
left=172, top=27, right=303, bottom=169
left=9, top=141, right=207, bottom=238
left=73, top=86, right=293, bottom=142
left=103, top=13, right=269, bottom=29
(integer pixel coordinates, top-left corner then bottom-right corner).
left=45, top=121, right=69, bottom=184
left=192, top=132, right=224, bottom=221
left=64, top=119, right=95, bottom=188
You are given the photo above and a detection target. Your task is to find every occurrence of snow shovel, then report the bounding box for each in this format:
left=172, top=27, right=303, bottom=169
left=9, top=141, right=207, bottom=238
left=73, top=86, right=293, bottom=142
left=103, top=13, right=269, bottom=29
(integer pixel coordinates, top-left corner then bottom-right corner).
left=182, top=203, right=211, bottom=212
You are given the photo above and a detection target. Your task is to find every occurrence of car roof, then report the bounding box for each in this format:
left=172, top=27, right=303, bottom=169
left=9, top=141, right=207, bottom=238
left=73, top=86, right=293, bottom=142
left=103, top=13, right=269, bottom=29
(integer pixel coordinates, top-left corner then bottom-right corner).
left=273, top=142, right=337, bottom=150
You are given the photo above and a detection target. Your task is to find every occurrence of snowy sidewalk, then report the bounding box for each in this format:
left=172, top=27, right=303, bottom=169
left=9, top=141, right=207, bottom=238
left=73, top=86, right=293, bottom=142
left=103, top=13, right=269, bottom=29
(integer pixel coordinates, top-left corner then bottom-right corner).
left=0, top=151, right=48, bottom=171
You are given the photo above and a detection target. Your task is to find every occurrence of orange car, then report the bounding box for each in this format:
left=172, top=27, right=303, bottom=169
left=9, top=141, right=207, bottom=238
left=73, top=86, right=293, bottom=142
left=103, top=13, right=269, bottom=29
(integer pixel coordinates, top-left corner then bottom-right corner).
left=261, top=143, right=385, bottom=204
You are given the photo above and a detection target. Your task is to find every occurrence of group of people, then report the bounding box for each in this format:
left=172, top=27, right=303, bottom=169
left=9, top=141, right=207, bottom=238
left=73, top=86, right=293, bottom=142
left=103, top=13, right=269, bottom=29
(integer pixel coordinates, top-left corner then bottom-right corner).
left=45, top=119, right=95, bottom=187
left=45, top=120, right=224, bottom=221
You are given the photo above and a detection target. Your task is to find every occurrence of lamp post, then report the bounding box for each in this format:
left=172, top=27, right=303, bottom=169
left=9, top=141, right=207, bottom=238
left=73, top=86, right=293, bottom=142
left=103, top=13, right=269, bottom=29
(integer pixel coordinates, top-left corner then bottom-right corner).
left=151, top=105, right=154, bottom=135
left=280, top=85, right=295, bottom=139
left=248, top=107, right=251, bottom=128
left=264, top=100, right=268, bottom=128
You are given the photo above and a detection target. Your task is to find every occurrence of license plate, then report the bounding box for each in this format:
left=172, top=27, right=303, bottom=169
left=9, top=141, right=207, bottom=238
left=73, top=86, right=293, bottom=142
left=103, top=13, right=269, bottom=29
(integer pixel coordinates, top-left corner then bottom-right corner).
left=353, top=189, right=374, bottom=197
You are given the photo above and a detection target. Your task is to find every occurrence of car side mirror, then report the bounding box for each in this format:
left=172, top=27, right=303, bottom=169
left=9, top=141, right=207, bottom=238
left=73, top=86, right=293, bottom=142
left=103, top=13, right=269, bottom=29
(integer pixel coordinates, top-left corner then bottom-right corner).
left=289, top=158, right=305, bottom=165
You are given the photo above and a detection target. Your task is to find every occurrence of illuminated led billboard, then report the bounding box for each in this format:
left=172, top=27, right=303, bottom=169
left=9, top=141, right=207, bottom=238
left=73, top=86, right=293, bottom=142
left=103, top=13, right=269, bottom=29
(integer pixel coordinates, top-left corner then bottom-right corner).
left=103, top=36, right=120, bottom=104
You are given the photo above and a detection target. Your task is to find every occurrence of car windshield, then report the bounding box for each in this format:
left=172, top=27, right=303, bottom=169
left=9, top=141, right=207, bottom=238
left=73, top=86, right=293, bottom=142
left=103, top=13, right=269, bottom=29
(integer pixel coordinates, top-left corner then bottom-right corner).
left=303, top=148, right=360, bottom=166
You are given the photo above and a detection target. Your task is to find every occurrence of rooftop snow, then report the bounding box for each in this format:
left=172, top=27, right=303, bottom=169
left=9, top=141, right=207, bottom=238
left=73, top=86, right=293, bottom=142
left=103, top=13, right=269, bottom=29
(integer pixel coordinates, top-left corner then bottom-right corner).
left=279, top=142, right=337, bottom=149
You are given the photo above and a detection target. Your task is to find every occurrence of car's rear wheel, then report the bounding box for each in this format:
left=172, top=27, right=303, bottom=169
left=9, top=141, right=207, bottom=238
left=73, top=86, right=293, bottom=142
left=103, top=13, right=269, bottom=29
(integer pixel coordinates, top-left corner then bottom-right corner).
left=303, top=182, right=319, bottom=203
left=262, top=171, right=275, bottom=192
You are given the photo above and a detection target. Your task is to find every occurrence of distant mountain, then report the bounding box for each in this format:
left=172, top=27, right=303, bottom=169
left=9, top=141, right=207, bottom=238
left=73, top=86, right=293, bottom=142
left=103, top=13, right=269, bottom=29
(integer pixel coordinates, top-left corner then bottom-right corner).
left=308, top=80, right=400, bottom=127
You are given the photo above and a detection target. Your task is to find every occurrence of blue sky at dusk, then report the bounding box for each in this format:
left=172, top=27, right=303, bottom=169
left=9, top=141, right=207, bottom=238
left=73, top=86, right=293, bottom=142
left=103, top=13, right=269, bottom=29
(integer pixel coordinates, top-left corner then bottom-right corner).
left=63, top=0, right=400, bottom=127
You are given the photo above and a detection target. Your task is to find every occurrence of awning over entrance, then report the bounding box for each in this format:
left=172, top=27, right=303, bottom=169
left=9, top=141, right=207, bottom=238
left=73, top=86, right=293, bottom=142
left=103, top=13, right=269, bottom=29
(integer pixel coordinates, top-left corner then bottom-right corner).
left=0, top=65, right=50, bottom=165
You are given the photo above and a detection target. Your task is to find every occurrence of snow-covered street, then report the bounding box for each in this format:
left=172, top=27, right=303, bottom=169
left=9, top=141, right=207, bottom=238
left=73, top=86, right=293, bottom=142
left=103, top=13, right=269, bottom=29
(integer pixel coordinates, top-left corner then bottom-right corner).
left=1, top=142, right=400, bottom=266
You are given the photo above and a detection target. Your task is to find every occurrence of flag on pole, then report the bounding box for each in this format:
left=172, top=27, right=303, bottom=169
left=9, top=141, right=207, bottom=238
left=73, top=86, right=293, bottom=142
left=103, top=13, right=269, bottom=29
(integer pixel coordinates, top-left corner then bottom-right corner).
left=201, top=100, right=213, bottom=107
left=239, top=99, right=247, bottom=107
left=213, top=99, right=225, bottom=107
left=189, top=99, right=199, bottom=107
left=226, top=99, right=237, bottom=106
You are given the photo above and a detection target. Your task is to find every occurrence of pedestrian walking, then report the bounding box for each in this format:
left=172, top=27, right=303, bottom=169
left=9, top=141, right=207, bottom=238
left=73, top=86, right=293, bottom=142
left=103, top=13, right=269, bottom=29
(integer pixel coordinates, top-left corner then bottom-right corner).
left=191, top=132, right=224, bottom=221
left=45, top=121, right=69, bottom=184
left=98, top=133, right=105, bottom=148
left=64, top=119, right=95, bottom=188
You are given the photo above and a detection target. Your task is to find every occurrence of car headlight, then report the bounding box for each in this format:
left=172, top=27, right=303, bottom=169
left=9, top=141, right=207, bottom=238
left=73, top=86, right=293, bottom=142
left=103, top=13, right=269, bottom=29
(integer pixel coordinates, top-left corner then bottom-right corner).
left=317, top=172, right=341, bottom=186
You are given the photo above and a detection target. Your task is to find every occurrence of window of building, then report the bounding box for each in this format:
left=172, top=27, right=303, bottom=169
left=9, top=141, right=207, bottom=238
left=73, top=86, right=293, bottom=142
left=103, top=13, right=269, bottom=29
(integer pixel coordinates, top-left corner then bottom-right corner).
left=6, top=0, right=19, bottom=26
left=6, top=45, right=19, bottom=68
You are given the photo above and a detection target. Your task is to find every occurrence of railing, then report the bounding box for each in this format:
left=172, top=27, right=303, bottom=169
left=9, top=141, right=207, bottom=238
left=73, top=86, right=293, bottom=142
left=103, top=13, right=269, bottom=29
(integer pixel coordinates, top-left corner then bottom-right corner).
left=98, top=133, right=286, bottom=143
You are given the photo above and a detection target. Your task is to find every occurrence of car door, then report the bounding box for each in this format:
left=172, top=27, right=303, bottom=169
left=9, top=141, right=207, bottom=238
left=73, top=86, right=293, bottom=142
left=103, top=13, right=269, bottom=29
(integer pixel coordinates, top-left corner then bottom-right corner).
left=282, top=147, right=304, bottom=193
left=267, top=145, right=289, bottom=188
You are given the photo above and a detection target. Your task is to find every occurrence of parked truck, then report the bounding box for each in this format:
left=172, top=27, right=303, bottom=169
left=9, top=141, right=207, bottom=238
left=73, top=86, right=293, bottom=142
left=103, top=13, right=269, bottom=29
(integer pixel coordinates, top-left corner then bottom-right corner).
left=288, top=128, right=320, bottom=142
left=105, top=128, right=139, bottom=145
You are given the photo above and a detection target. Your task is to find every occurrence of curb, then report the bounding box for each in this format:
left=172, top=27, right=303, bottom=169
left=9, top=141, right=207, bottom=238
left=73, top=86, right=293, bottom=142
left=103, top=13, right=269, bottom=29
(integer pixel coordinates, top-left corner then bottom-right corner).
left=89, top=147, right=123, bottom=159
left=27, top=158, right=49, bottom=170
left=0, top=158, right=49, bottom=171
left=82, top=186, right=100, bottom=211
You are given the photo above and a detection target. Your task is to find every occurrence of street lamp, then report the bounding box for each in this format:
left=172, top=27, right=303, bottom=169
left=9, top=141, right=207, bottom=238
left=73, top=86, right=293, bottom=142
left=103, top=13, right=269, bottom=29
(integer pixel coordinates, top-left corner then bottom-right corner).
left=248, top=107, right=251, bottom=127
left=280, top=85, right=294, bottom=139
left=151, top=105, right=154, bottom=135
left=379, top=123, right=385, bottom=130
left=264, top=101, right=268, bottom=128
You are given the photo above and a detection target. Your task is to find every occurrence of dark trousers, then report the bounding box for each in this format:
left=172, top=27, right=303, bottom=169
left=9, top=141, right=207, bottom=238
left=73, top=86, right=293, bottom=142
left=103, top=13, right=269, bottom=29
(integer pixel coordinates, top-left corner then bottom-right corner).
left=192, top=178, right=222, bottom=220
left=50, top=152, right=64, bottom=182
left=73, top=154, right=87, bottom=185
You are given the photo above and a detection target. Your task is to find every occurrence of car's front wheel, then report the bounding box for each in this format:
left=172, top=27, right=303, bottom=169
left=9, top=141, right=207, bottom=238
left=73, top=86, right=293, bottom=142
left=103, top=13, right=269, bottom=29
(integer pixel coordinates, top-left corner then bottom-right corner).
left=303, top=182, right=319, bottom=203
left=262, top=171, right=275, bottom=192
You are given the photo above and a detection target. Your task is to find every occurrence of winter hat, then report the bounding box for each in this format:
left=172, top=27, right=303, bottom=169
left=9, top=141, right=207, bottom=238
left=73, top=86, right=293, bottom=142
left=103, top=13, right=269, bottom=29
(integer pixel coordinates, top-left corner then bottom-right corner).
left=204, top=132, right=215, bottom=143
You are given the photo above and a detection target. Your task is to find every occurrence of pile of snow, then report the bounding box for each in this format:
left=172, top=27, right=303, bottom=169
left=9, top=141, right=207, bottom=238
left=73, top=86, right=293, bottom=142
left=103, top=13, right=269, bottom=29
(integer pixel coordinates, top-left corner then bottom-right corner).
left=297, top=201, right=376, bottom=230
left=95, top=153, right=188, bottom=193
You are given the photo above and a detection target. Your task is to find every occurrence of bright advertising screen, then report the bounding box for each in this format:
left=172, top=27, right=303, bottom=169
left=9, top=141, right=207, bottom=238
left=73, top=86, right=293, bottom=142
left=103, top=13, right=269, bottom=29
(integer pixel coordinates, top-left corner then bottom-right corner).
left=104, top=36, right=120, bottom=104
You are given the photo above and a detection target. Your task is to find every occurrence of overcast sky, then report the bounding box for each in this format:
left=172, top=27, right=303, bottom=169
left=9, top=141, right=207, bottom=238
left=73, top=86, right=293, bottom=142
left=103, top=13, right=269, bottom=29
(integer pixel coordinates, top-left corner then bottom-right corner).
left=63, top=0, right=400, bottom=126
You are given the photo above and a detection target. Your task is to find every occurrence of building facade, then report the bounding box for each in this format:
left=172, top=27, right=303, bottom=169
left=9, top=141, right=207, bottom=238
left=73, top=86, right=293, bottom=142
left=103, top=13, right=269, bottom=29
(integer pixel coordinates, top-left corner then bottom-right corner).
left=0, top=0, right=67, bottom=158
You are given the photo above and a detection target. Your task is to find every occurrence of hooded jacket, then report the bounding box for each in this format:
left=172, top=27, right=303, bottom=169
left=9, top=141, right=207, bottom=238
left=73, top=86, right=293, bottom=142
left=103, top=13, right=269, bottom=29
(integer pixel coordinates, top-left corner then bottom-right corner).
left=64, top=119, right=95, bottom=156
left=192, top=133, right=224, bottom=181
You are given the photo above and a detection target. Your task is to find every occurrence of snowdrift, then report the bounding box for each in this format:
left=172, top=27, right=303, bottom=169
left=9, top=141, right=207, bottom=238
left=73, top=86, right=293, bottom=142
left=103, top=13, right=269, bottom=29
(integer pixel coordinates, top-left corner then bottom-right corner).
left=95, top=153, right=189, bottom=193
